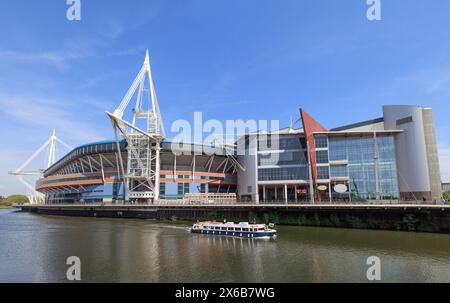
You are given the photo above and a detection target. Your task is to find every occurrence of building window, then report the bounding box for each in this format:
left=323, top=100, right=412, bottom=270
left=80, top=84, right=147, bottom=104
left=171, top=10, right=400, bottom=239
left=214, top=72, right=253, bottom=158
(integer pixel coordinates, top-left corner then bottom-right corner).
left=330, top=165, right=348, bottom=177
left=316, top=150, right=329, bottom=164
left=257, top=135, right=306, bottom=151
left=245, top=136, right=250, bottom=151
left=328, top=135, right=399, bottom=200
left=258, top=151, right=308, bottom=166
left=258, top=167, right=309, bottom=181
left=329, top=139, right=347, bottom=161
left=316, top=166, right=330, bottom=180
left=396, top=116, right=413, bottom=126
left=315, top=135, right=328, bottom=148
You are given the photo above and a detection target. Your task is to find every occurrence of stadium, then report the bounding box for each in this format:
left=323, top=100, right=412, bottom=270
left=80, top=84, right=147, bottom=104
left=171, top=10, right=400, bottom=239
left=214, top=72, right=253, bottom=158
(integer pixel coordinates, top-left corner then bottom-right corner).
left=33, top=52, right=443, bottom=205
left=36, top=140, right=238, bottom=204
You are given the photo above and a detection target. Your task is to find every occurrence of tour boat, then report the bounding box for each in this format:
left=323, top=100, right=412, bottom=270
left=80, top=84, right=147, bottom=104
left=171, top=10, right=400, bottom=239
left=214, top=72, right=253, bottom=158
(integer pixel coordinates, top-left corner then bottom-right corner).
left=191, top=221, right=277, bottom=238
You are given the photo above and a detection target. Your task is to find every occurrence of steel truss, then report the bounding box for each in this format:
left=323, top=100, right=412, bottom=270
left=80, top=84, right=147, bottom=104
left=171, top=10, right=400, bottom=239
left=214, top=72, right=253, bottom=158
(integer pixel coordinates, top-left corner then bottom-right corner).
left=8, top=130, right=72, bottom=204
left=107, top=50, right=165, bottom=203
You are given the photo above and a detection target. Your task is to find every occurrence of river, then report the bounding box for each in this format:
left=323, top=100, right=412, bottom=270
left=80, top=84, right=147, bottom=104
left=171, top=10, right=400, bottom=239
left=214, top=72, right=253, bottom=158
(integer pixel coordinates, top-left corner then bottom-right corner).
left=1, top=208, right=449, bottom=282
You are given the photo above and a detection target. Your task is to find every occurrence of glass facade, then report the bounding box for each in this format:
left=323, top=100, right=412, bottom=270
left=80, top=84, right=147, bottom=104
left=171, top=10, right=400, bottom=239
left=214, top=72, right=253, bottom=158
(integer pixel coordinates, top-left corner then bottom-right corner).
left=258, top=150, right=308, bottom=166
left=258, top=135, right=306, bottom=151
left=315, top=135, right=328, bottom=148
left=328, top=135, right=399, bottom=200
left=316, top=150, right=329, bottom=164
left=256, top=134, right=399, bottom=201
left=258, top=167, right=309, bottom=181
left=258, top=135, right=309, bottom=181
left=44, top=183, right=124, bottom=204
left=330, top=165, right=347, bottom=177
left=316, top=166, right=330, bottom=180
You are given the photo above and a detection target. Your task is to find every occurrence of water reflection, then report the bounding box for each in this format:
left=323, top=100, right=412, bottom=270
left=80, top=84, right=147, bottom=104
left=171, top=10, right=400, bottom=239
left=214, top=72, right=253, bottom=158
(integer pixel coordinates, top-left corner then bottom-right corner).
left=0, top=209, right=450, bottom=282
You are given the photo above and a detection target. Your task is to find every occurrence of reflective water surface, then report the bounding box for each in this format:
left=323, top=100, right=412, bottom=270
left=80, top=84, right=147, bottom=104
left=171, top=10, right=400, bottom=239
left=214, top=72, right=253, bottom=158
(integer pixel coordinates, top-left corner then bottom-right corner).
left=1, top=209, right=450, bottom=282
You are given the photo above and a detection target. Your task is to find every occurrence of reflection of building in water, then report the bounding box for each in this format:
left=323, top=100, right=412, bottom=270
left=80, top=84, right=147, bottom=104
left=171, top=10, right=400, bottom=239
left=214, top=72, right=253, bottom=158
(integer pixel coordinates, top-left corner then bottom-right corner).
left=190, top=233, right=277, bottom=281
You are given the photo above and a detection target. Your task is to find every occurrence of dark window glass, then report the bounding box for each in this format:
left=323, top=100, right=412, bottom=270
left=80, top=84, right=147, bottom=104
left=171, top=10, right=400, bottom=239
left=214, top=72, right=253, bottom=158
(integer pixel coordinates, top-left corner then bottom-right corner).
left=328, top=136, right=399, bottom=200
left=258, top=167, right=309, bottom=181
left=316, top=150, right=329, bottom=164
left=316, top=166, right=330, bottom=179
left=258, top=135, right=306, bottom=151
left=330, top=165, right=348, bottom=177
left=315, top=135, right=328, bottom=148
left=258, top=151, right=308, bottom=166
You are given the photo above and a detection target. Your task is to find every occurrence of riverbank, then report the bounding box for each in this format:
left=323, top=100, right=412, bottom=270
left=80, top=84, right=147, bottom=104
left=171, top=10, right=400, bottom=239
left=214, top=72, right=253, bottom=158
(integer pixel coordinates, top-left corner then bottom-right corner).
left=22, top=204, right=450, bottom=234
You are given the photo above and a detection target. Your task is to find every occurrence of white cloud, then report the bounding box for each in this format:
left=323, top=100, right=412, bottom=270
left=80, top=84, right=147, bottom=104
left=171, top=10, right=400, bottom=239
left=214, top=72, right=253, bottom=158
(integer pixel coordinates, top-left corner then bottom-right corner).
left=0, top=93, right=108, bottom=143
left=382, top=65, right=450, bottom=98
left=0, top=49, right=85, bottom=70
left=0, top=93, right=114, bottom=196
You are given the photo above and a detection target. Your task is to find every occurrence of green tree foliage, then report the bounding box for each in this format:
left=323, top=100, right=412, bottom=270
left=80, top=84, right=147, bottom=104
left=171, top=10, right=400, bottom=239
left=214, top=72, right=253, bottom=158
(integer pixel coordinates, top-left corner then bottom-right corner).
left=443, top=191, right=450, bottom=200
left=0, top=195, right=29, bottom=207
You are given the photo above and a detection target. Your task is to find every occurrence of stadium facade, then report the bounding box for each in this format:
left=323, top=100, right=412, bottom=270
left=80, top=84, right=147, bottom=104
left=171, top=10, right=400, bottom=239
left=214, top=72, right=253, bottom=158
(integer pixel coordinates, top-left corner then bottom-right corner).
left=35, top=53, right=443, bottom=204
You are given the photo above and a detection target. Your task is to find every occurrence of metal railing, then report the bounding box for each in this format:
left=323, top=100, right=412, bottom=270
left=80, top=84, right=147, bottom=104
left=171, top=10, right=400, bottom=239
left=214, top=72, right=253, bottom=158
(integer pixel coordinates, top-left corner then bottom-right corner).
left=35, top=198, right=450, bottom=207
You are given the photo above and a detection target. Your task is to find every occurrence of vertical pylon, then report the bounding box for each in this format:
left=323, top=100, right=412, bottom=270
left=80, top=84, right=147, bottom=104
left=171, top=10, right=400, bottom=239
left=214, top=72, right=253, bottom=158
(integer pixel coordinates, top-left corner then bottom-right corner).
left=8, top=130, right=72, bottom=205
left=106, top=50, right=165, bottom=204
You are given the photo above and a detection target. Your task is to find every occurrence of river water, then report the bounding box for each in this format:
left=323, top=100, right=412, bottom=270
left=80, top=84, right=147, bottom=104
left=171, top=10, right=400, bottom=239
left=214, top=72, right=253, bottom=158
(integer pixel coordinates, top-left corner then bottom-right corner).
left=1, top=208, right=450, bottom=283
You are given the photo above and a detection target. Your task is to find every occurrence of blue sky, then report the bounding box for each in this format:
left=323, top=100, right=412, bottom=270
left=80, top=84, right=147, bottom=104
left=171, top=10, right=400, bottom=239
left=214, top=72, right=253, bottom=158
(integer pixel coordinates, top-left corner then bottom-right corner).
left=1, top=0, right=449, bottom=195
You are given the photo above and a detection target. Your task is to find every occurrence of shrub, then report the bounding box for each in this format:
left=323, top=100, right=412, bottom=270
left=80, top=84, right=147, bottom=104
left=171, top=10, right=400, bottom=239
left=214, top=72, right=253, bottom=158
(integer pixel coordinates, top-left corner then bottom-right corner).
left=206, top=211, right=221, bottom=220
left=402, top=214, right=418, bottom=232
left=329, top=214, right=340, bottom=226
left=248, top=212, right=258, bottom=224
left=297, top=214, right=307, bottom=225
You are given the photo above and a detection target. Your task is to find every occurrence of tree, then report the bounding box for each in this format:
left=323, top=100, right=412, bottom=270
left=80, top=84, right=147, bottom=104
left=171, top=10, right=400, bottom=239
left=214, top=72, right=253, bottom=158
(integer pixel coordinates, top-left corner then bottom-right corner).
left=443, top=191, right=450, bottom=201
left=0, top=195, right=29, bottom=207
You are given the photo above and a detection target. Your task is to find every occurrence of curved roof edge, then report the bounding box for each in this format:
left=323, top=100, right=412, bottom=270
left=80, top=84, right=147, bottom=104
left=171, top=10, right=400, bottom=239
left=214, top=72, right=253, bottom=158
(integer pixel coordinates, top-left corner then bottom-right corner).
left=44, top=139, right=233, bottom=177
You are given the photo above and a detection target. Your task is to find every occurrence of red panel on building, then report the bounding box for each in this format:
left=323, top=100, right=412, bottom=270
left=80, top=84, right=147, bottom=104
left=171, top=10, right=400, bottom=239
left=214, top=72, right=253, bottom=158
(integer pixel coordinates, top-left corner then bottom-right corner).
left=299, top=109, right=327, bottom=185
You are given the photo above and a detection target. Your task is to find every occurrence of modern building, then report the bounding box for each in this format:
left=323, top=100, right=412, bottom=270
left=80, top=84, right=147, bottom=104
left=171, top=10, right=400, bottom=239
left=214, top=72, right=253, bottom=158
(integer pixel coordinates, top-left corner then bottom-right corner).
left=238, top=106, right=442, bottom=203
left=34, top=53, right=443, bottom=204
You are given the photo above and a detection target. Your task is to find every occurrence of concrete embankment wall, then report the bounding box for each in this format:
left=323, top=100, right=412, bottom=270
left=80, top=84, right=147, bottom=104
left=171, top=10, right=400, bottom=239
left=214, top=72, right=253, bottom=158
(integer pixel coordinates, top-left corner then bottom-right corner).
left=21, top=204, right=450, bottom=233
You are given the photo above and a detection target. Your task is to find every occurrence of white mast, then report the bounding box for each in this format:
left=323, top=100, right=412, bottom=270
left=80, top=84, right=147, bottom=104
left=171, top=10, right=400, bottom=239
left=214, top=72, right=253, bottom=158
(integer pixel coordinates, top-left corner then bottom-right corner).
left=107, top=50, right=165, bottom=204
left=9, top=130, right=72, bottom=205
